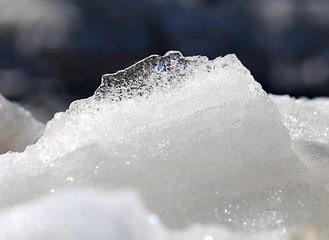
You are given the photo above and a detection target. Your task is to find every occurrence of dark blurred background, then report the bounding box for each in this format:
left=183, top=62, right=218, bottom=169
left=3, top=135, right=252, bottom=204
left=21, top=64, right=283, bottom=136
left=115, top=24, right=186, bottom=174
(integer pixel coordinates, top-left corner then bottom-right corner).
left=0, top=0, right=328, bottom=122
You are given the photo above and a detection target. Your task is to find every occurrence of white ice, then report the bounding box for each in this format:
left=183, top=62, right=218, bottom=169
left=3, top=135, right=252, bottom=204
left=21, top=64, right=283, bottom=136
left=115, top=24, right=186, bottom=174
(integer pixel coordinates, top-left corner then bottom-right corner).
left=0, top=51, right=328, bottom=239
left=0, top=188, right=319, bottom=240
left=271, top=95, right=329, bottom=192
left=0, top=94, right=44, bottom=153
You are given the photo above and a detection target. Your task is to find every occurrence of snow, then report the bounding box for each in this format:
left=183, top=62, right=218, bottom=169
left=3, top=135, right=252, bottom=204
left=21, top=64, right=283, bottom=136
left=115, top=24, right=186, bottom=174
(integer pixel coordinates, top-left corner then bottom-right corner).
left=0, top=51, right=328, bottom=239
left=0, top=188, right=320, bottom=240
left=0, top=94, right=44, bottom=153
left=270, top=95, right=329, bottom=145
left=270, top=95, right=329, bottom=192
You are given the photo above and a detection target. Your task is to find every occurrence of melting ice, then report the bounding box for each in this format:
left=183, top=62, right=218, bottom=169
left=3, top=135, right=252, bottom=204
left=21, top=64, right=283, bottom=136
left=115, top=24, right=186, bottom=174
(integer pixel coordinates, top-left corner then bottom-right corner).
left=0, top=51, right=328, bottom=239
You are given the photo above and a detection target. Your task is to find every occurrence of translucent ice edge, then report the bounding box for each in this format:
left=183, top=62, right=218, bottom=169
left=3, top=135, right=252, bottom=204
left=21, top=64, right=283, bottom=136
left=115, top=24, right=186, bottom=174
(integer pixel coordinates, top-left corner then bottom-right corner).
left=0, top=51, right=328, bottom=239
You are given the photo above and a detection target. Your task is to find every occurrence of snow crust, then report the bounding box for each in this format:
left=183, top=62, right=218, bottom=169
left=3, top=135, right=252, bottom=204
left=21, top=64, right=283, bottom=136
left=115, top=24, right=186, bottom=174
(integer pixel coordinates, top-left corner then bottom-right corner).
left=0, top=51, right=328, bottom=239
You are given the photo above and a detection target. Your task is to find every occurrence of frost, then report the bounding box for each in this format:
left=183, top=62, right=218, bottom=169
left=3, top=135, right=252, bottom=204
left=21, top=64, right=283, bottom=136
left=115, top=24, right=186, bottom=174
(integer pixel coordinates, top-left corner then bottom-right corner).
left=0, top=51, right=328, bottom=239
left=0, top=94, right=44, bottom=153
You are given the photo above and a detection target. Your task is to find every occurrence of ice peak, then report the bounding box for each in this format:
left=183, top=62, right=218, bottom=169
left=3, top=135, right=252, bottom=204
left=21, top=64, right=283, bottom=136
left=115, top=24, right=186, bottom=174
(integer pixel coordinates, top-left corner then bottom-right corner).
left=94, top=51, right=205, bottom=101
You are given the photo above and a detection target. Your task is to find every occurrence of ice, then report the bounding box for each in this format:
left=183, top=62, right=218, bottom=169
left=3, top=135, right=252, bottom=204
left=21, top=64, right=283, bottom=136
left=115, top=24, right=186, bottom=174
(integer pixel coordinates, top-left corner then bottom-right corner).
left=270, top=95, right=329, bottom=145
left=0, top=51, right=328, bottom=238
left=270, top=95, right=329, bottom=191
left=0, top=188, right=319, bottom=240
left=0, top=94, right=44, bottom=153
left=0, top=189, right=167, bottom=240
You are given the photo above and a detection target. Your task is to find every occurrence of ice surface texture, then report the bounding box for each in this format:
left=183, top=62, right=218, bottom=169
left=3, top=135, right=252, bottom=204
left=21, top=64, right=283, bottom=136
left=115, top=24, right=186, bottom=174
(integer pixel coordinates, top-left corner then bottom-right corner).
left=270, top=95, right=329, bottom=145
left=0, top=94, right=44, bottom=153
left=95, top=51, right=192, bottom=100
left=0, top=189, right=319, bottom=240
left=0, top=51, right=328, bottom=239
left=271, top=95, right=329, bottom=192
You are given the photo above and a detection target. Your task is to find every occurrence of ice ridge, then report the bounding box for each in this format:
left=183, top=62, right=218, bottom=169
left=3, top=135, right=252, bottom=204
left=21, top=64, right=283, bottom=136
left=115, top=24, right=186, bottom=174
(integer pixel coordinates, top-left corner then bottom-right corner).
left=0, top=51, right=328, bottom=239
